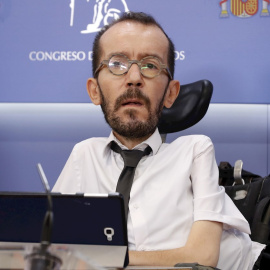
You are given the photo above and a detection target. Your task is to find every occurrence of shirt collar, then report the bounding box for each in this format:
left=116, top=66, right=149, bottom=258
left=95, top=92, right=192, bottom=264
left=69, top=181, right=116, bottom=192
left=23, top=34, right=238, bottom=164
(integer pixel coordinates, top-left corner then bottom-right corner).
left=105, top=128, right=162, bottom=155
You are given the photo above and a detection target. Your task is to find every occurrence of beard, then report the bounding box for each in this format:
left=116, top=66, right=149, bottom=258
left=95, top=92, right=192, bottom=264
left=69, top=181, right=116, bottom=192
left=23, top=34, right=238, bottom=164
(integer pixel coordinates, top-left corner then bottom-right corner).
left=98, top=83, right=168, bottom=139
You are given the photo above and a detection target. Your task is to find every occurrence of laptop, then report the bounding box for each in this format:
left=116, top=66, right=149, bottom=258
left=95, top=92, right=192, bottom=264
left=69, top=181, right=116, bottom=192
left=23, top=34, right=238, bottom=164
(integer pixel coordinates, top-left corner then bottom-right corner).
left=0, top=192, right=128, bottom=269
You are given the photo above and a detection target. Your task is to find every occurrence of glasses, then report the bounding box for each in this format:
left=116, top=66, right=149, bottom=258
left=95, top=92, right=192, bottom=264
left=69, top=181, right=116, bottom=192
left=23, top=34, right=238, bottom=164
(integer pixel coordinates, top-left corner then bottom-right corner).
left=94, top=53, right=172, bottom=79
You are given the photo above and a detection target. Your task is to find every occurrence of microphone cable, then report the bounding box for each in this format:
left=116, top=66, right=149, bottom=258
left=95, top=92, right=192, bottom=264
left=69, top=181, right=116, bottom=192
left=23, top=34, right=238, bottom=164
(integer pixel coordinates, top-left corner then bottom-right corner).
left=24, top=163, right=62, bottom=270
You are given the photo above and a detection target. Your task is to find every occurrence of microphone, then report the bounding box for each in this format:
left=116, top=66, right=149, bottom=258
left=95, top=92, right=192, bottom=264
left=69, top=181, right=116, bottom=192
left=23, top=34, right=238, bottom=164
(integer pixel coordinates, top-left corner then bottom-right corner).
left=24, top=163, right=62, bottom=270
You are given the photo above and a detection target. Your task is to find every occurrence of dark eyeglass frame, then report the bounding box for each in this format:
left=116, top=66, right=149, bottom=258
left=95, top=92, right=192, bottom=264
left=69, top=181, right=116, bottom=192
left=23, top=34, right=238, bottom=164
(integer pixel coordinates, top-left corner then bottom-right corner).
left=94, top=53, right=172, bottom=80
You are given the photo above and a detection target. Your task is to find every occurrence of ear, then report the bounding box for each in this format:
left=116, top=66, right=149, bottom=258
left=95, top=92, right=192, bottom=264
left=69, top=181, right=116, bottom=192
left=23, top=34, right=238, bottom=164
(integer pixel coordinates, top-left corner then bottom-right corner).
left=163, top=80, right=180, bottom=108
left=87, top=78, right=102, bottom=105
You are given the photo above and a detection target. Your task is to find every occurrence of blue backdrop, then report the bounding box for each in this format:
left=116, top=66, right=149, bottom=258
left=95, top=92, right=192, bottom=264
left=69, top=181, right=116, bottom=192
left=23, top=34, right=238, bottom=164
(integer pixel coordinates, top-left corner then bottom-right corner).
left=1, top=0, right=270, bottom=103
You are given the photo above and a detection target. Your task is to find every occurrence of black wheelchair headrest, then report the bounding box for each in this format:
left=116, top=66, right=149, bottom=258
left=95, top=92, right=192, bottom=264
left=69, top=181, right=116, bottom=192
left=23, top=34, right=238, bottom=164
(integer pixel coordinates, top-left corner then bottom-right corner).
left=158, top=80, right=213, bottom=134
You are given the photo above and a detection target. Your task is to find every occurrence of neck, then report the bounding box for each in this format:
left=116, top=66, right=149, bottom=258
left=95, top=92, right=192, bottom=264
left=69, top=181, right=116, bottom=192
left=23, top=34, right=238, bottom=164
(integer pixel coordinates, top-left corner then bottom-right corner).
left=113, top=131, right=153, bottom=150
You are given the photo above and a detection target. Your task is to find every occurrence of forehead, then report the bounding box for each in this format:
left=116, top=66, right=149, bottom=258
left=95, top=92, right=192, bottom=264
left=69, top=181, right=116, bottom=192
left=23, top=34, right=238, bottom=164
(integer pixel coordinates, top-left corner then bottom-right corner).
left=99, top=21, right=169, bottom=62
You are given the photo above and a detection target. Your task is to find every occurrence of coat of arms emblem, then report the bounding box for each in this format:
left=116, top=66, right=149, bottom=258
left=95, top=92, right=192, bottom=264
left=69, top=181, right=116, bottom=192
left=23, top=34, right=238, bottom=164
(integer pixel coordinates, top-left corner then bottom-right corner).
left=219, top=0, right=269, bottom=17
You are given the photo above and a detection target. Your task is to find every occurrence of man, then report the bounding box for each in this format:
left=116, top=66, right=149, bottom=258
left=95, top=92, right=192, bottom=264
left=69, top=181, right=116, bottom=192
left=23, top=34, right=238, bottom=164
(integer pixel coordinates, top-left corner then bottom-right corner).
left=53, top=12, right=264, bottom=269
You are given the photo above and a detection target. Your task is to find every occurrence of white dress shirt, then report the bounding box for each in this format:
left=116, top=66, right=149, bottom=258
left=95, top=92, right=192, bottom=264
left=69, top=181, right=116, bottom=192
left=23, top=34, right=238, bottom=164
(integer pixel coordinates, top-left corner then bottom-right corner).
left=53, top=129, right=264, bottom=270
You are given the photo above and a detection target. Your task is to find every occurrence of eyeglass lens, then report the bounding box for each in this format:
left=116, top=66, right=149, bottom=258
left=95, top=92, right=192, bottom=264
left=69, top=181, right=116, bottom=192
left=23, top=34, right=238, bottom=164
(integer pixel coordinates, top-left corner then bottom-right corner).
left=108, top=55, right=162, bottom=78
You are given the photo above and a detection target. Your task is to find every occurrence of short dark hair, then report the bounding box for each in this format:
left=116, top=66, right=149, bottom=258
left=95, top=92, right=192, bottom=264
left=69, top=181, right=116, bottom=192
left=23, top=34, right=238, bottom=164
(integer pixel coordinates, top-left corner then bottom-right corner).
left=92, top=11, right=175, bottom=79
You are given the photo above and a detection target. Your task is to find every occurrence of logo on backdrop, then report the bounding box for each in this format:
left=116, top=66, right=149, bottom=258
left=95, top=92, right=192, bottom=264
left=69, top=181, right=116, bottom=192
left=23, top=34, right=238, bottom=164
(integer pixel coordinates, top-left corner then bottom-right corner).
left=28, top=0, right=185, bottom=62
left=70, top=0, right=129, bottom=33
left=219, top=0, right=270, bottom=17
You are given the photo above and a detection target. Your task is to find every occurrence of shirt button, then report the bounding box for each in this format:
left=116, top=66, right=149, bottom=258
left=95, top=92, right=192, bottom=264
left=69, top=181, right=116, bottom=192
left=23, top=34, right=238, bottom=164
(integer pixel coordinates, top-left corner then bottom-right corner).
left=133, top=204, right=139, bottom=209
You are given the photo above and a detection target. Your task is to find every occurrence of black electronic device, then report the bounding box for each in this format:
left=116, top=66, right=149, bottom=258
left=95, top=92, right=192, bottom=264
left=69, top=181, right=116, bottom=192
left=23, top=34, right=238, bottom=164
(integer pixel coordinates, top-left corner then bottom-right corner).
left=0, top=191, right=128, bottom=268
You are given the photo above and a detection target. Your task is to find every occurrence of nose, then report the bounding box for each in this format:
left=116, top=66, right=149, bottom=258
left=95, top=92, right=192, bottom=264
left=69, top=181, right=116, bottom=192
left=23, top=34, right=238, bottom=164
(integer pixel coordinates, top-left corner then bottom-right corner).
left=126, top=63, right=144, bottom=87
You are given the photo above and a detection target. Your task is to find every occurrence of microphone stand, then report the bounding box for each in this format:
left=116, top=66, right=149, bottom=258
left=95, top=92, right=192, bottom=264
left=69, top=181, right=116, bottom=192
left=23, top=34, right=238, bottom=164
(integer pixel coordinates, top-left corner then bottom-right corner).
left=24, top=164, right=62, bottom=270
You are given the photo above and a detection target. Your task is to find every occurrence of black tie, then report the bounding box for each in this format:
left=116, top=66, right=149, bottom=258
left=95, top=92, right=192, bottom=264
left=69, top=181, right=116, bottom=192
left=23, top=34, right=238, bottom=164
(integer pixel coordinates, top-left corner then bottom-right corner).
left=110, top=141, right=152, bottom=218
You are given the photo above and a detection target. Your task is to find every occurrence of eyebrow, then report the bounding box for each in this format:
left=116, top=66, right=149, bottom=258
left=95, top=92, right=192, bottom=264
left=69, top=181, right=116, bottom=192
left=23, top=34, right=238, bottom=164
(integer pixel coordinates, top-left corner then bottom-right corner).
left=106, top=52, right=165, bottom=63
left=138, top=53, right=165, bottom=62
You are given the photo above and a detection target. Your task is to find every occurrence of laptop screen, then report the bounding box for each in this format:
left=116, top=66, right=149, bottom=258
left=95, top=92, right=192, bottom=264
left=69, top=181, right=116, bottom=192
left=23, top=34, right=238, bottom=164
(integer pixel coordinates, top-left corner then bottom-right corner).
left=0, top=192, right=128, bottom=246
left=0, top=192, right=129, bottom=268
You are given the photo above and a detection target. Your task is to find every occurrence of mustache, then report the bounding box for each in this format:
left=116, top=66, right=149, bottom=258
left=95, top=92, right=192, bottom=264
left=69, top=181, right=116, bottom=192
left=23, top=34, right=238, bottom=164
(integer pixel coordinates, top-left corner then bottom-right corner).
left=114, top=88, right=151, bottom=111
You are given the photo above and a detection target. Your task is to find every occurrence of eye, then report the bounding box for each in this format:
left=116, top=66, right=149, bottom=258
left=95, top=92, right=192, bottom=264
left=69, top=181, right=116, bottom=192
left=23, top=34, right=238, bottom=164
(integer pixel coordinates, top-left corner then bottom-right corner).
left=109, top=56, right=128, bottom=71
left=143, top=63, right=158, bottom=70
left=141, top=58, right=160, bottom=71
left=110, top=61, right=122, bottom=67
left=115, top=61, right=122, bottom=66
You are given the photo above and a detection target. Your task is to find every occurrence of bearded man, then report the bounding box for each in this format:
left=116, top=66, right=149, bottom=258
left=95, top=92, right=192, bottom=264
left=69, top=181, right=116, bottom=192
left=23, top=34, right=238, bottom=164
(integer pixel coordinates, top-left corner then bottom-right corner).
left=53, top=11, right=264, bottom=270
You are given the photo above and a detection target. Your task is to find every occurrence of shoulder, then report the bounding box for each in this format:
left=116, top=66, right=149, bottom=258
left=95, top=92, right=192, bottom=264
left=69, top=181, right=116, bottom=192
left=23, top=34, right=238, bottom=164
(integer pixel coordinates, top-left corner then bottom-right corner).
left=172, top=134, right=213, bottom=148
left=161, top=135, right=214, bottom=157
left=72, top=137, right=108, bottom=153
